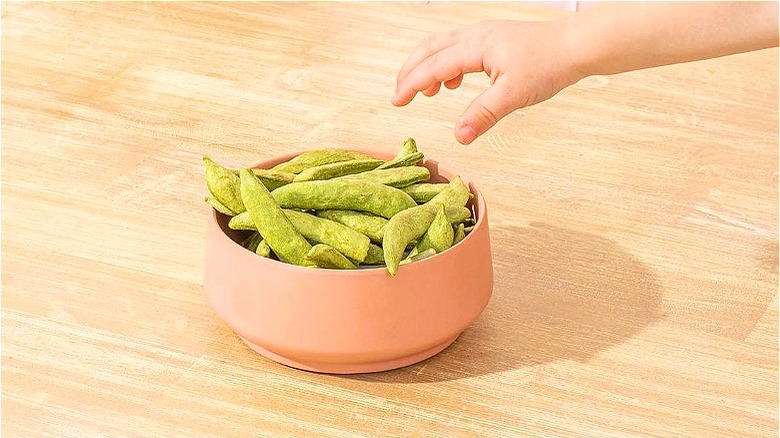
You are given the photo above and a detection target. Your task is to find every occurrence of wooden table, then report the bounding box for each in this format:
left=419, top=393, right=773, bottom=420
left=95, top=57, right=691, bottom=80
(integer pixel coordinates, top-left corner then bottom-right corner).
left=2, top=2, right=777, bottom=436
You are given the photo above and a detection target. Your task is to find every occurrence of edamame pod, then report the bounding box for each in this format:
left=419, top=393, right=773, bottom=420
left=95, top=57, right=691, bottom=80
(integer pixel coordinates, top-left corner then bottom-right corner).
left=282, top=209, right=370, bottom=262
left=363, top=243, right=385, bottom=265
left=428, top=175, right=470, bottom=208
left=382, top=176, right=472, bottom=275
left=376, top=151, right=424, bottom=170
left=445, top=206, right=472, bottom=225
left=453, top=223, right=466, bottom=245
left=293, top=159, right=383, bottom=182
left=414, top=204, right=454, bottom=254
left=241, top=232, right=264, bottom=252
left=205, top=196, right=236, bottom=216
left=239, top=169, right=313, bottom=267
left=228, top=212, right=255, bottom=231
left=401, top=183, right=448, bottom=203
left=256, top=239, right=272, bottom=258
left=271, top=149, right=376, bottom=174
left=316, top=210, right=387, bottom=243
left=271, top=180, right=416, bottom=219
left=204, top=156, right=244, bottom=214
left=381, top=203, right=439, bottom=275
left=306, top=244, right=357, bottom=269
left=251, top=168, right=295, bottom=191
left=397, top=138, right=418, bottom=157
left=399, top=248, right=437, bottom=266
left=337, top=166, right=430, bottom=188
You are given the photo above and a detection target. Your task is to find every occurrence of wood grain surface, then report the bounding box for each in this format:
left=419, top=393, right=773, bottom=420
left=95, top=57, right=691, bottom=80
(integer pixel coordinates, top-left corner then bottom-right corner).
left=2, top=2, right=777, bottom=437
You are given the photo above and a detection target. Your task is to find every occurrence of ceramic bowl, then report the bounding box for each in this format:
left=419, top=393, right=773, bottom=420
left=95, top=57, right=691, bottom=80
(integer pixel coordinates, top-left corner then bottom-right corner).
left=203, top=149, right=493, bottom=374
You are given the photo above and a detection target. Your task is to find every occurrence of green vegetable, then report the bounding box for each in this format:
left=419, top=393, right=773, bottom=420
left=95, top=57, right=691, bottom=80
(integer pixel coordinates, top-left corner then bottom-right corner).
left=306, top=244, right=357, bottom=269
left=239, top=169, right=313, bottom=267
left=293, top=159, right=383, bottom=182
left=204, top=156, right=244, bottom=214
left=271, top=180, right=417, bottom=219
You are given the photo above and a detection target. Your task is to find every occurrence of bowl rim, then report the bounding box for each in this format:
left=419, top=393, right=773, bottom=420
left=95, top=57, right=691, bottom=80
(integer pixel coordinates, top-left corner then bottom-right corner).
left=208, top=147, right=488, bottom=275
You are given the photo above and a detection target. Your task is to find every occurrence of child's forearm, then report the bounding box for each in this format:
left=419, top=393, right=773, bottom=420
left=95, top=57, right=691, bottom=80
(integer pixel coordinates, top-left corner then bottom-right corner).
left=567, top=2, right=779, bottom=78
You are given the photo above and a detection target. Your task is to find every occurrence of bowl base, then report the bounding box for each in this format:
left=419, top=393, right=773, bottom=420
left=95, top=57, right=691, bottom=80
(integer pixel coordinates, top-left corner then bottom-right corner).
left=239, top=334, right=460, bottom=374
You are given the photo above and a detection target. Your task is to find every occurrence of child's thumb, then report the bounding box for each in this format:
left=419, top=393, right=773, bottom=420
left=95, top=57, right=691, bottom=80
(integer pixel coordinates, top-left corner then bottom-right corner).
left=455, top=79, right=519, bottom=145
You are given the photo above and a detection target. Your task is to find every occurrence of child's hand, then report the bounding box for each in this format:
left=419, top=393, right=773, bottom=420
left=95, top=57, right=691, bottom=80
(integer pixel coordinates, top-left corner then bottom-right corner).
left=392, top=3, right=778, bottom=145
left=392, top=19, right=582, bottom=145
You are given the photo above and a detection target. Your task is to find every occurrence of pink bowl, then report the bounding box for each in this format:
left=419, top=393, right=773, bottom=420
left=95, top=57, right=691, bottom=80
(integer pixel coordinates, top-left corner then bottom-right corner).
left=204, top=149, right=493, bottom=374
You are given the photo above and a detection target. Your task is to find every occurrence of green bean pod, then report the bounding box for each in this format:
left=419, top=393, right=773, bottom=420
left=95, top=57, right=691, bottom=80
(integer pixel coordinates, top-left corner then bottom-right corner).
left=256, top=239, right=272, bottom=258
left=414, top=204, right=455, bottom=254
left=376, top=151, right=424, bottom=170
left=363, top=243, right=385, bottom=265
left=204, top=156, right=244, bottom=214
left=205, top=196, right=236, bottom=216
left=241, top=231, right=264, bottom=252
left=401, top=183, right=448, bottom=203
left=453, top=223, right=466, bottom=245
left=271, top=180, right=417, bottom=219
left=306, top=244, right=357, bottom=269
left=316, top=210, right=387, bottom=243
left=336, top=166, right=430, bottom=188
left=239, top=169, right=313, bottom=267
left=293, top=159, right=383, bottom=182
left=399, top=248, right=437, bottom=266
left=282, top=209, right=370, bottom=262
left=251, top=168, right=295, bottom=191
left=397, top=138, right=418, bottom=157
left=271, top=149, right=376, bottom=174
left=228, top=212, right=255, bottom=231
left=382, top=176, right=471, bottom=275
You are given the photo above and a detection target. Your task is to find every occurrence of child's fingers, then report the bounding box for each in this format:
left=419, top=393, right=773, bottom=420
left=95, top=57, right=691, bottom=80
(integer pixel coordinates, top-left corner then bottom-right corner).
left=397, top=30, right=461, bottom=84
left=422, top=82, right=442, bottom=97
left=444, top=74, right=464, bottom=89
left=455, top=77, right=518, bottom=145
left=393, top=45, right=482, bottom=106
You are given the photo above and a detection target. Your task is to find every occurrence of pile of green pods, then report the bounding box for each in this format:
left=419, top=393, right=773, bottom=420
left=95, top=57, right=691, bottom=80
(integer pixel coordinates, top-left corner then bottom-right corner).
left=204, top=138, right=475, bottom=275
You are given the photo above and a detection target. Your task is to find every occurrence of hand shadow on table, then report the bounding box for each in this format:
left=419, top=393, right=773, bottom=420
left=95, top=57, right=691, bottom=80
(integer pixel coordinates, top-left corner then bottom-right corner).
left=346, top=222, right=664, bottom=383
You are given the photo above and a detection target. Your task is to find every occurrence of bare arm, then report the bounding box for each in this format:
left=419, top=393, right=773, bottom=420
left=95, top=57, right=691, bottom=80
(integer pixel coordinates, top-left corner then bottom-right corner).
left=571, top=2, right=779, bottom=77
left=393, top=2, right=779, bottom=145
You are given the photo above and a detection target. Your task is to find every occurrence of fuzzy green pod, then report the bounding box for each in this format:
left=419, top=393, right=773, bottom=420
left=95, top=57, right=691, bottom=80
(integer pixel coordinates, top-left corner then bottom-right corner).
left=376, top=151, right=424, bottom=170
left=239, top=169, right=313, bottom=267
left=445, top=206, right=472, bottom=225
left=316, top=210, right=387, bottom=243
left=256, top=239, right=272, bottom=258
left=382, top=176, right=471, bottom=275
left=306, top=244, right=357, bottom=269
left=401, top=183, right=448, bottom=203
left=271, top=149, right=376, bottom=174
left=251, top=168, right=295, bottom=191
left=271, top=180, right=417, bottom=219
left=397, top=138, right=418, bottom=157
left=241, top=232, right=264, bottom=252
left=282, top=209, right=370, bottom=262
left=205, top=196, right=236, bottom=216
left=293, top=159, right=383, bottom=182
left=381, top=203, right=439, bottom=275
left=428, top=175, right=470, bottom=208
left=453, top=223, right=466, bottom=245
left=399, top=248, right=437, bottom=266
left=204, top=156, right=244, bottom=214
left=363, top=243, right=385, bottom=265
left=414, top=204, right=454, bottom=254
left=336, top=166, right=430, bottom=188
left=228, top=212, right=255, bottom=231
